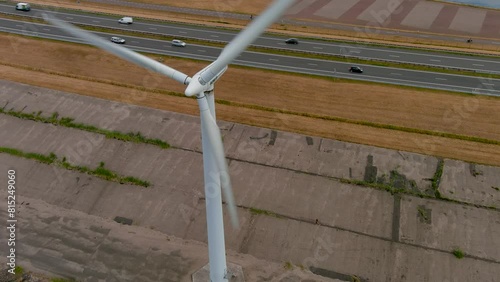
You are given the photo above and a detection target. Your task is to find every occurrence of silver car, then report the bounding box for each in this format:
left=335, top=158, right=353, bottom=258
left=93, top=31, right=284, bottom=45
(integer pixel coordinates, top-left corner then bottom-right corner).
left=110, top=36, right=125, bottom=44
left=172, top=39, right=186, bottom=47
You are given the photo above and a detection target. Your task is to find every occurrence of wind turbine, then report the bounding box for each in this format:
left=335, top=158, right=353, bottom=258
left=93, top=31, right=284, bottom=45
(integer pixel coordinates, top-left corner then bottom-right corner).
left=44, top=0, right=295, bottom=281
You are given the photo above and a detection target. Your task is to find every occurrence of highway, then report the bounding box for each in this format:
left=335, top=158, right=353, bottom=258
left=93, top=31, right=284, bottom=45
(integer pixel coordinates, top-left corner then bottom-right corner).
left=2, top=3, right=500, bottom=75
left=1, top=18, right=499, bottom=96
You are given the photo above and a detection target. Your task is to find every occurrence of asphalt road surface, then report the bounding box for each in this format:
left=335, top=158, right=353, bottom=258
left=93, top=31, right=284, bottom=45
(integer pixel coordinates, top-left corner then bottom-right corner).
left=1, top=18, right=499, bottom=96
left=2, top=3, right=500, bottom=75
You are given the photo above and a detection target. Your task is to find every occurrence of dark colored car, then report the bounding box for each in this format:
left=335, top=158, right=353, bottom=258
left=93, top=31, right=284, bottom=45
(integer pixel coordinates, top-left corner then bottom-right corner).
left=110, top=36, right=126, bottom=44
left=285, top=38, right=299, bottom=44
left=349, top=66, right=363, bottom=73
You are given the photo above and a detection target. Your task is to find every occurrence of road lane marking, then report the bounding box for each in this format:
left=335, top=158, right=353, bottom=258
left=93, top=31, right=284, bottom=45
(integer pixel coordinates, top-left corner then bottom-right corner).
left=389, top=55, right=399, bottom=58
left=483, top=83, right=495, bottom=86
left=473, top=64, right=484, bottom=66
left=149, top=27, right=157, bottom=30
left=269, top=58, right=279, bottom=61
left=308, top=63, right=317, bottom=66
left=435, top=78, right=447, bottom=81
left=92, top=20, right=100, bottom=23
left=430, top=59, right=441, bottom=62
left=313, top=46, right=323, bottom=49
left=197, top=50, right=206, bottom=52
left=179, top=31, right=187, bottom=34
left=210, top=35, right=219, bottom=38
left=391, top=73, right=402, bottom=76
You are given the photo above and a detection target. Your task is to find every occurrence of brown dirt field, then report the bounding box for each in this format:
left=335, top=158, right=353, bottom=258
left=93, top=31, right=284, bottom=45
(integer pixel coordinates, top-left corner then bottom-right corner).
left=1, top=33, right=500, bottom=165
left=23, top=0, right=500, bottom=55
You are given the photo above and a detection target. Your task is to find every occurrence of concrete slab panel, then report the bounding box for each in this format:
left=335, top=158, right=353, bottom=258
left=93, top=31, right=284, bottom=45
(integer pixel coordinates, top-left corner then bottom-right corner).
left=230, top=161, right=395, bottom=239
left=440, top=159, right=500, bottom=208
left=0, top=197, right=339, bottom=282
left=357, top=0, right=404, bottom=23
left=401, top=1, right=444, bottom=29
left=0, top=153, right=205, bottom=239
left=314, top=0, right=361, bottom=20
left=449, top=7, right=487, bottom=34
left=0, top=154, right=106, bottom=214
left=245, top=215, right=500, bottom=282
left=225, top=124, right=437, bottom=192
left=399, top=196, right=500, bottom=262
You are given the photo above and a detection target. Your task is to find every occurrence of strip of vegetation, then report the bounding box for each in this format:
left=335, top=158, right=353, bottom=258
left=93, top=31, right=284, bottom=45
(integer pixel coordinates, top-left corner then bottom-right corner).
left=452, top=247, right=465, bottom=259
left=342, top=174, right=498, bottom=211
left=0, top=148, right=151, bottom=187
left=432, top=159, right=445, bottom=199
left=0, top=107, right=169, bottom=149
left=249, top=207, right=282, bottom=218
left=340, top=178, right=409, bottom=196
left=51, top=278, right=77, bottom=282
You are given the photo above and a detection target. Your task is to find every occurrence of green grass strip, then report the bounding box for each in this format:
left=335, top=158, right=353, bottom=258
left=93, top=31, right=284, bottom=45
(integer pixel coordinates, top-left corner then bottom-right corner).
left=0, top=148, right=151, bottom=187
left=0, top=107, right=169, bottom=149
left=249, top=207, right=283, bottom=218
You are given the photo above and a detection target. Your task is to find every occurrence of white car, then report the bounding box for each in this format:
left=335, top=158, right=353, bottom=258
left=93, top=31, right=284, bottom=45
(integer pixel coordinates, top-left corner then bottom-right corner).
left=110, top=36, right=125, bottom=44
left=118, top=17, right=133, bottom=24
left=172, top=39, right=186, bottom=47
left=15, top=3, right=30, bottom=11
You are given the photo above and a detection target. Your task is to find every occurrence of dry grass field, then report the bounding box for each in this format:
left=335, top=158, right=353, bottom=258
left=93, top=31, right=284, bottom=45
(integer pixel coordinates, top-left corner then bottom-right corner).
left=1, top=33, right=499, bottom=166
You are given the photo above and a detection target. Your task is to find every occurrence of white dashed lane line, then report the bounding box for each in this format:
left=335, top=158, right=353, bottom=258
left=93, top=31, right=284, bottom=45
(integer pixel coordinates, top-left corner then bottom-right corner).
left=435, top=78, right=447, bottom=81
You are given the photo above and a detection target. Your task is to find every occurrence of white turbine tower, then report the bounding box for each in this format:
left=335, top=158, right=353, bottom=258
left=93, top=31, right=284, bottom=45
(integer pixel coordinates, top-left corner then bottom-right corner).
left=44, top=1, right=295, bottom=281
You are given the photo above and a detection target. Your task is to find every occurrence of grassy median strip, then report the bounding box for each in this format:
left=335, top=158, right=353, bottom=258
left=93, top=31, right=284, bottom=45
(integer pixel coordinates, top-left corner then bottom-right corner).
left=0, top=148, right=151, bottom=187
left=0, top=107, right=170, bottom=149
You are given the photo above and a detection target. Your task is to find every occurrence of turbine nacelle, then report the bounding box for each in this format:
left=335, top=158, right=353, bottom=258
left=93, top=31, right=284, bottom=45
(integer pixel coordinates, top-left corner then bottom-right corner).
left=185, top=62, right=228, bottom=97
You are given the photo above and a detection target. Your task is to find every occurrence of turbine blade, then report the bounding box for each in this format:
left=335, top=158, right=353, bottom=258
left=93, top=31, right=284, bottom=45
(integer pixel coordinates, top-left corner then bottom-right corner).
left=43, top=14, right=191, bottom=85
left=199, top=105, right=239, bottom=228
left=199, top=0, right=295, bottom=84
